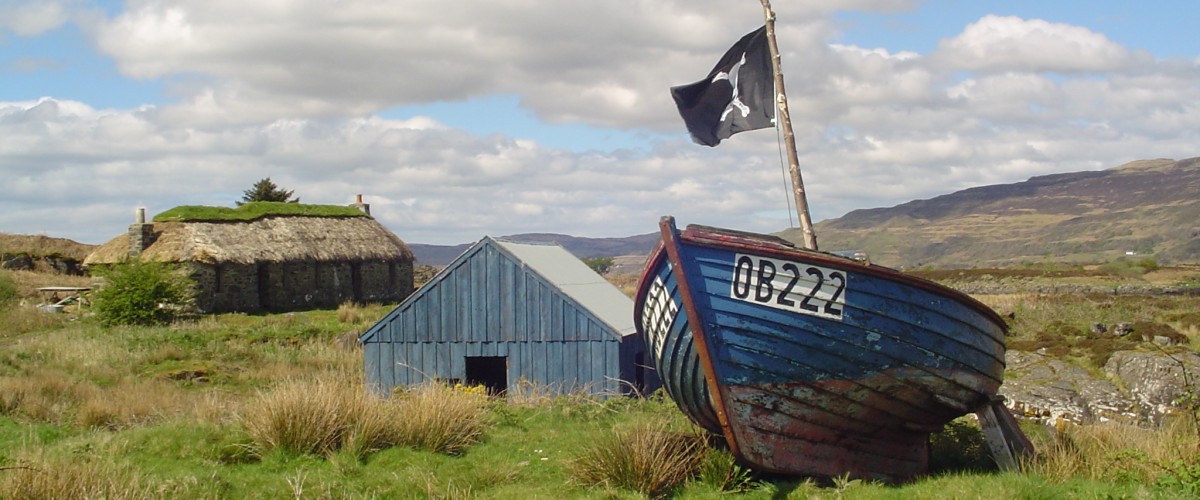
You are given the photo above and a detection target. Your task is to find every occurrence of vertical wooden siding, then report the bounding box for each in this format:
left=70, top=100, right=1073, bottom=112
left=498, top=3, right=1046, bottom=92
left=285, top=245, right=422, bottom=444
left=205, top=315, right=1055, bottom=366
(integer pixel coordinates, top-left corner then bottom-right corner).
left=362, top=239, right=634, bottom=396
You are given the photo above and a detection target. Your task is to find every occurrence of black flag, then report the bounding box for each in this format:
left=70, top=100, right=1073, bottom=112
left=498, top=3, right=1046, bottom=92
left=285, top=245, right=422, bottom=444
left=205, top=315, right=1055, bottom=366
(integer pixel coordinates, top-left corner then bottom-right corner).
left=671, top=26, right=774, bottom=147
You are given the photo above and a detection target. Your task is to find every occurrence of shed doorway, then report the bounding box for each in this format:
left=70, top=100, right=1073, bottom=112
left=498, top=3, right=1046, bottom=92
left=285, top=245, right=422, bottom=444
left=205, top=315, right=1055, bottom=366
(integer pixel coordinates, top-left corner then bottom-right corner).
left=464, top=356, right=508, bottom=396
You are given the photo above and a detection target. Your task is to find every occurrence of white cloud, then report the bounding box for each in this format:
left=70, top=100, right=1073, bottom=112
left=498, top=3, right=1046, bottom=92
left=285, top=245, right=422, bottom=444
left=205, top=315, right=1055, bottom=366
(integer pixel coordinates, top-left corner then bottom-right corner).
left=3, top=3, right=1200, bottom=249
left=0, top=0, right=75, bottom=36
left=932, top=15, right=1137, bottom=73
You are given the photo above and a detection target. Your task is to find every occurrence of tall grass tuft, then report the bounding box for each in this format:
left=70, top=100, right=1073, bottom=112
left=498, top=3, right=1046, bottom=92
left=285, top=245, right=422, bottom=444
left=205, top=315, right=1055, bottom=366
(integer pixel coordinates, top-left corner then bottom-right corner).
left=335, top=301, right=362, bottom=323
left=0, top=303, right=68, bottom=337
left=385, top=382, right=490, bottom=455
left=240, top=378, right=375, bottom=457
left=0, top=456, right=154, bottom=500
left=696, top=446, right=755, bottom=492
left=568, top=419, right=706, bottom=498
left=239, top=378, right=490, bottom=460
left=1025, top=418, right=1200, bottom=486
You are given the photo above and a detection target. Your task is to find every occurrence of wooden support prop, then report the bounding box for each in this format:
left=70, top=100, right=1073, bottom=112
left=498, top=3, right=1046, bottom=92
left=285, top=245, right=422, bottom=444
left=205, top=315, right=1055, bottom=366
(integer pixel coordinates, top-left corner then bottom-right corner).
left=975, top=395, right=1035, bottom=471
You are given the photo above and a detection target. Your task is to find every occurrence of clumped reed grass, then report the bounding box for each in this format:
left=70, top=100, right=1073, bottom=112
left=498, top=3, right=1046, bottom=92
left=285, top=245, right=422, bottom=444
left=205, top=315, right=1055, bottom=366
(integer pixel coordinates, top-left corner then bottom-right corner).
left=240, top=377, right=381, bottom=457
left=696, top=447, right=756, bottom=492
left=240, top=378, right=490, bottom=460
left=0, top=456, right=154, bottom=500
left=387, top=382, right=490, bottom=455
left=1026, top=418, right=1200, bottom=486
left=568, top=419, right=706, bottom=498
left=75, top=379, right=188, bottom=429
left=0, top=370, right=194, bottom=429
left=335, top=301, right=362, bottom=323
left=0, top=369, right=96, bottom=423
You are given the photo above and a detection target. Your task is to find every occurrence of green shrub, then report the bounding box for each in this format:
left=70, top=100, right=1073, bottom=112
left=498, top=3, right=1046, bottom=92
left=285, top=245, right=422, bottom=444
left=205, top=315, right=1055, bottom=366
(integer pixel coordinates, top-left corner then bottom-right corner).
left=696, top=446, right=755, bottom=492
left=929, top=418, right=995, bottom=473
left=1097, top=256, right=1159, bottom=277
left=0, top=271, right=17, bottom=305
left=93, top=261, right=194, bottom=326
left=582, top=256, right=615, bottom=275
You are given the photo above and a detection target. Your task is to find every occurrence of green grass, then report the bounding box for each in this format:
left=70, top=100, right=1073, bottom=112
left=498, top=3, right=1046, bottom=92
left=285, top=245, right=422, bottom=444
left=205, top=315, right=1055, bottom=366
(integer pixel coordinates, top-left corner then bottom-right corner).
left=2, top=279, right=1199, bottom=497
left=153, top=201, right=366, bottom=222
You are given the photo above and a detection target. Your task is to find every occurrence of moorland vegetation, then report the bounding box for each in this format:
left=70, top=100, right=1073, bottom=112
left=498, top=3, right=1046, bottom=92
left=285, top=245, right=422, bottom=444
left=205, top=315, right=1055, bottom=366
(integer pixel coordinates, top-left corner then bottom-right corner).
left=1, top=259, right=1198, bottom=498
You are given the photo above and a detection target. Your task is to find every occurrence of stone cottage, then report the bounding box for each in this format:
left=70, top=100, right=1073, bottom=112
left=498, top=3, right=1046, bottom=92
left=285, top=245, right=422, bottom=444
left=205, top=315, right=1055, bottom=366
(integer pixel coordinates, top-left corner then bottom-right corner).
left=84, top=199, right=414, bottom=313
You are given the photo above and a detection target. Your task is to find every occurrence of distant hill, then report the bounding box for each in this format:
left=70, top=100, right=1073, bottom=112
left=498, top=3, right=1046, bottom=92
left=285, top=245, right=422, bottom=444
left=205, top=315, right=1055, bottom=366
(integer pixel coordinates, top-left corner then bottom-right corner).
left=11, top=157, right=1198, bottom=274
left=409, top=232, right=658, bottom=267
left=778, top=157, right=1200, bottom=268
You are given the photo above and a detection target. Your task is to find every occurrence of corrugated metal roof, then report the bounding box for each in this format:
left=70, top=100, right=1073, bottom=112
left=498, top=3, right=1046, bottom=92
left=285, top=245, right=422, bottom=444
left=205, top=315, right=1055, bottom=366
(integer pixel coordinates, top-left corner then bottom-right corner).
left=494, top=238, right=635, bottom=335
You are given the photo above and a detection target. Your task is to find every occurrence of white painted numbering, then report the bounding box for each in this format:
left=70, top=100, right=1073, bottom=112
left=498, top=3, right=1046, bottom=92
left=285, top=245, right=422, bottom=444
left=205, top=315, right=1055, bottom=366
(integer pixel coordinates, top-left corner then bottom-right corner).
left=729, top=253, right=846, bottom=320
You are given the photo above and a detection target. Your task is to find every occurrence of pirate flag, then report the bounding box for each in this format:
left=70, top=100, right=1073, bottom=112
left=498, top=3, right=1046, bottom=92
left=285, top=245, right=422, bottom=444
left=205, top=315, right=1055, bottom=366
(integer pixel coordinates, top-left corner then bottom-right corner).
left=671, top=26, right=775, bottom=147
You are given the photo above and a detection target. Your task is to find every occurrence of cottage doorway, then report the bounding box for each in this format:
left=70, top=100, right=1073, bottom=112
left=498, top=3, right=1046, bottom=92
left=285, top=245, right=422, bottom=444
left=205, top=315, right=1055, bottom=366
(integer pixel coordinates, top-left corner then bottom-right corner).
left=464, top=356, right=507, bottom=396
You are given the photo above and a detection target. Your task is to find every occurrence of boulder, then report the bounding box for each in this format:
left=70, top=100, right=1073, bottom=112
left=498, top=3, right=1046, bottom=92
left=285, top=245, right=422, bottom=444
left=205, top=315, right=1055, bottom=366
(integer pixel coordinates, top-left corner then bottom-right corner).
left=1000, top=351, right=1140, bottom=426
left=1002, top=349, right=1200, bottom=427
left=1104, top=350, right=1200, bottom=424
left=1, top=253, right=33, bottom=271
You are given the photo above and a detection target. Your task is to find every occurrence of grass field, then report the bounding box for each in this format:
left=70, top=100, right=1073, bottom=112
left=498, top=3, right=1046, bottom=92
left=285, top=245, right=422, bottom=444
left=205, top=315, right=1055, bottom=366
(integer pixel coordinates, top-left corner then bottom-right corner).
left=1, top=267, right=1199, bottom=498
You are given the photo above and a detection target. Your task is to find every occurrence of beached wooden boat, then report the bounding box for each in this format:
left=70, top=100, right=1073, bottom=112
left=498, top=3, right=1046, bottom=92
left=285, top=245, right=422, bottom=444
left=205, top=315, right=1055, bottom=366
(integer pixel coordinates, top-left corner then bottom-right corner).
left=642, top=0, right=1029, bottom=482
left=634, top=217, right=1009, bottom=482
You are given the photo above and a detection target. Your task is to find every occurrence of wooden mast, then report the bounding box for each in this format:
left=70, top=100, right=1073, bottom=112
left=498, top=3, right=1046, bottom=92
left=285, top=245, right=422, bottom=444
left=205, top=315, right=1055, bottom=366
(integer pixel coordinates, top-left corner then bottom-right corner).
left=759, top=0, right=817, bottom=250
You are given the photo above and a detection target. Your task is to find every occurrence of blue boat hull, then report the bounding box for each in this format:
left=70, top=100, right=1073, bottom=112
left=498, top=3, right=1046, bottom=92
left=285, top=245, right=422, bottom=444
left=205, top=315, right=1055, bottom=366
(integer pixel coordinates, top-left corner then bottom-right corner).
left=634, top=217, right=1007, bottom=482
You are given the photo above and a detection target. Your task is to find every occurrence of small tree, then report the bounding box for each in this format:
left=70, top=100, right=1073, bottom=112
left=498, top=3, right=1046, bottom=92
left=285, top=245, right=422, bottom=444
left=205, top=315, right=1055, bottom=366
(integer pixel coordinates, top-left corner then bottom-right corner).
left=237, top=177, right=299, bottom=205
left=582, top=256, right=615, bottom=275
left=93, top=261, right=194, bottom=326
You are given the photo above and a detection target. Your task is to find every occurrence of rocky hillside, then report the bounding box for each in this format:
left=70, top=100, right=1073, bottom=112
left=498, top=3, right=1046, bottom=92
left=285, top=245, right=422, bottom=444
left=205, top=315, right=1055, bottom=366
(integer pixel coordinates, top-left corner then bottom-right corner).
left=780, top=158, right=1200, bottom=268
left=0, top=233, right=94, bottom=274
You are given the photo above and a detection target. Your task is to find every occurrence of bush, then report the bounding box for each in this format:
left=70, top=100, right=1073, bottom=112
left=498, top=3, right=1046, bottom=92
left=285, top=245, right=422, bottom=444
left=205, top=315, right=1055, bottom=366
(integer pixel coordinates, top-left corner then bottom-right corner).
left=0, top=271, right=17, bottom=305
left=582, top=256, right=615, bottom=275
left=93, top=261, right=194, bottom=326
left=929, top=418, right=995, bottom=473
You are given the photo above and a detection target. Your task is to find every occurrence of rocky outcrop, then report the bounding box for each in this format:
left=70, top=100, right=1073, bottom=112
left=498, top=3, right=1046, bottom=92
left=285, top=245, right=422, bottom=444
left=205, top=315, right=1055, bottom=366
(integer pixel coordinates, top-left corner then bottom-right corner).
left=1106, top=350, right=1200, bottom=423
left=1000, top=350, right=1199, bottom=427
left=0, top=253, right=83, bottom=274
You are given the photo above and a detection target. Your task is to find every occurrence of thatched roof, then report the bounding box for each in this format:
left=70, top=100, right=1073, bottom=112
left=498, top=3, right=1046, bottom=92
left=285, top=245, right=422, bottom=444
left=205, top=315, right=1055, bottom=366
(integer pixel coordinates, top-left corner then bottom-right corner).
left=84, top=216, right=413, bottom=266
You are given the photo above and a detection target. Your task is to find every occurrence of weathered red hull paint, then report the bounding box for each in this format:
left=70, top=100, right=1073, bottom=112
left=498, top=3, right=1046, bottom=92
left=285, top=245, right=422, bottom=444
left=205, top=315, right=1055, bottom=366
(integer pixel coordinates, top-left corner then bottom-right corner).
left=718, top=366, right=996, bottom=482
left=728, top=383, right=930, bottom=481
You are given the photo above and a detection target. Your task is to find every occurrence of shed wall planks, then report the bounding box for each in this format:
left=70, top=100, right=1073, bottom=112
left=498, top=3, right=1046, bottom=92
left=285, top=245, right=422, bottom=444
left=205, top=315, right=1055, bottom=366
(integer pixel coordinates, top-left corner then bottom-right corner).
left=359, top=237, right=656, bottom=398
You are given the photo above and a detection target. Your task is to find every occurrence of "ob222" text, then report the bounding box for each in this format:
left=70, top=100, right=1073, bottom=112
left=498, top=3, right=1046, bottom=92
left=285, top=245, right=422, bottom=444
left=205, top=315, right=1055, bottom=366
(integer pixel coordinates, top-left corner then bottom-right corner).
left=729, top=254, right=846, bottom=321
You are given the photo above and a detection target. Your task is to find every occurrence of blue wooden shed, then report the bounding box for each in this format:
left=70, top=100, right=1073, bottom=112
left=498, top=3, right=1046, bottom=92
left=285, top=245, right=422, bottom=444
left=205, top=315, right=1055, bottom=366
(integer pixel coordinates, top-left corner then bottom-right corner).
left=359, top=237, right=658, bottom=398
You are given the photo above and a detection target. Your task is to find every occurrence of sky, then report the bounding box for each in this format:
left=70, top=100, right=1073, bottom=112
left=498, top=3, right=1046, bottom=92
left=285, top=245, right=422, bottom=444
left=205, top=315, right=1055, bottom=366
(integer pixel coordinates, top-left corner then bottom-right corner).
left=2, top=0, right=1198, bottom=246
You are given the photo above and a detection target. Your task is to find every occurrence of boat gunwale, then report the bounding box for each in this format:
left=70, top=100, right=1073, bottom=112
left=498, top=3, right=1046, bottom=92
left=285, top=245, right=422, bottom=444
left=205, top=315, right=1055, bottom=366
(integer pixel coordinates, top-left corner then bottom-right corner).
left=677, top=224, right=1009, bottom=333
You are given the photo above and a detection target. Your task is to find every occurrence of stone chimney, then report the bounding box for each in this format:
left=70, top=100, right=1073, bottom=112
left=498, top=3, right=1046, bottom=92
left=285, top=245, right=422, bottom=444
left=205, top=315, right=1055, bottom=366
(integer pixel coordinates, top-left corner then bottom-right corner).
left=128, top=207, right=154, bottom=257
left=352, top=194, right=371, bottom=216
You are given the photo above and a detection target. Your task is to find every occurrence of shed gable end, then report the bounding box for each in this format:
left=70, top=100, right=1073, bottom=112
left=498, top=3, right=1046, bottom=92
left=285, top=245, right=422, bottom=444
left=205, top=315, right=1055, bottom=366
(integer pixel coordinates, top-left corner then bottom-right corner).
left=360, top=238, right=621, bottom=345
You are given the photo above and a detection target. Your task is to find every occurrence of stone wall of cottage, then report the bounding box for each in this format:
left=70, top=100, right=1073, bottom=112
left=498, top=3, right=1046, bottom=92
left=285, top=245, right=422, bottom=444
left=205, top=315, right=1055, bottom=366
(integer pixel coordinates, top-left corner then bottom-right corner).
left=189, top=259, right=414, bottom=313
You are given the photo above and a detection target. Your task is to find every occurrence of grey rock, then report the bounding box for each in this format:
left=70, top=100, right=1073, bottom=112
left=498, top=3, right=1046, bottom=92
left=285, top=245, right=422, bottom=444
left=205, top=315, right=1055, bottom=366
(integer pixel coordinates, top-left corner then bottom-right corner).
left=1113, top=322, right=1134, bottom=337
left=1002, top=349, right=1200, bottom=427
left=1000, top=351, right=1140, bottom=426
left=1105, top=350, right=1200, bottom=424
left=1, top=254, right=33, bottom=271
